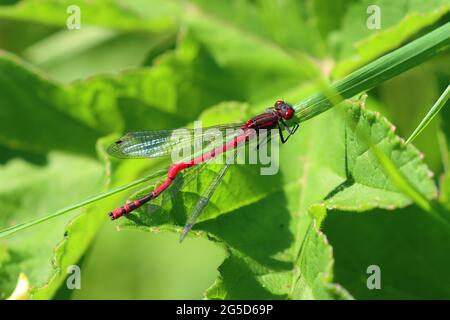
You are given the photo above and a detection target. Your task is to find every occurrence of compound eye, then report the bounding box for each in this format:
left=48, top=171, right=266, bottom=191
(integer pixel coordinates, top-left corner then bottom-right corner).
left=274, top=100, right=284, bottom=107
left=284, top=108, right=294, bottom=120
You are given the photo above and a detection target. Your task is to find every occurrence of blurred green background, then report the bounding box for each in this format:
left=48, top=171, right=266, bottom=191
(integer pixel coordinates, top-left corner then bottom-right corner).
left=0, top=0, right=449, bottom=299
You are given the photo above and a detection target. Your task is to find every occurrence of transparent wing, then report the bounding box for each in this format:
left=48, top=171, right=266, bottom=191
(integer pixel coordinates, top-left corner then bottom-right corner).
left=145, top=154, right=226, bottom=215
left=107, top=124, right=243, bottom=159
left=179, top=162, right=230, bottom=242
left=176, top=128, right=285, bottom=241
left=170, top=156, right=217, bottom=195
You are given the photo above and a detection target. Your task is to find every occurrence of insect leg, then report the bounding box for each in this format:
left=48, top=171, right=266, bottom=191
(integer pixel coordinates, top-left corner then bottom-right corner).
left=278, top=123, right=287, bottom=144
left=279, top=119, right=299, bottom=143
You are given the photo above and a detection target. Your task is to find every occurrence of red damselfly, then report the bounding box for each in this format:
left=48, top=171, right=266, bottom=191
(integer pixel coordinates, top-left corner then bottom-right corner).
left=107, top=100, right=299, bottom=241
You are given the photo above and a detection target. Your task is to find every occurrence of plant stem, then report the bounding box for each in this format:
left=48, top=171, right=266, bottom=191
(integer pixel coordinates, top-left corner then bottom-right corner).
left=0, top=170, right=165, bottom=238
left=294, top=22, right=450, bottom=122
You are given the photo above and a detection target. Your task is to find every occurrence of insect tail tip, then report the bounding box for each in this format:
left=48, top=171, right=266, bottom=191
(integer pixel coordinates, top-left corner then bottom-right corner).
left=108, top=212, right=115, bottom=220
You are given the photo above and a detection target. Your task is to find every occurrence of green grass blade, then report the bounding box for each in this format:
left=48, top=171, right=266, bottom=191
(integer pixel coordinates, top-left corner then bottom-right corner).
left=0, top=169, right=166, bottom=238
left=294, top=22, right=450, bottom=122
left=406, top=85, right=450, bottom=144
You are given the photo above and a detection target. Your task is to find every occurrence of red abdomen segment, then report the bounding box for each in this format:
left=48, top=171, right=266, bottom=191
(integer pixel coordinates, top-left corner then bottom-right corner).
left=162, top=130, right=252, bottom=180
left=109, top=193, right=154, bottom=219
left=109, top=130, right=252, bottom=220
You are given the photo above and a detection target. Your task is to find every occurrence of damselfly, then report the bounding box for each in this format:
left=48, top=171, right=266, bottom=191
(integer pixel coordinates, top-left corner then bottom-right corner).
left=107, top=100, right=299, bottom=241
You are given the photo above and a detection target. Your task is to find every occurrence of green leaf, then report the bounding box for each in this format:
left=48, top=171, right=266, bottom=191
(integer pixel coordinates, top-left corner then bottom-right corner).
left=119, top=100, right=436, bottom=299
left=0, top=151, right=104, bottom=299
left=311, top=0, right=352, bottom=40
left=0, top=51, right=108, bottom=299
left=23, top=27, right=176, bottom=83
left=0, top=24, right=269, bottom=297
left=322, top=104, right=437, bottom=210
left=0, top=23, right=316, bottom=298
left=30, top=137, right=165, bottom=299
left=189, top=0, right=325, bottom=56
left=0, top=1, right=179, bottom=83
left=184, top=3, right=320, bottom=105
left=61, top=31, right=248, bottom=134
left=324, top=204, right=450, bottom=299
left=0, top=51, right=100, bottom=156
left=0, top=0, right=181, bottom=32
left=0, top=49, right=180, bottom=298
left=333, top=0, right=450, bottom=77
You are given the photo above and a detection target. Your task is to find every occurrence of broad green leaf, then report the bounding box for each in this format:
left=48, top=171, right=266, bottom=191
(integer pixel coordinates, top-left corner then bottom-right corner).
left=322, top=104, right=437, bottom=210
left=183, top=7, right=322, bottom=106
left=0, top=18, right=57, bottom=54
left=0, top=151, right=104, bottom=299
left=0, top=0, right=181, bottom=32
left=0, top=52, right=110, bottom=297
left=0, top=30, right=247, bottom=138
left=0, top=54, right=117, bottom=296
left=23, top=27, right=176, bottom=83
left=0, top=25, right=318, bottom=298
left=119, top=100, right=436, bottom=299
left=0, top=0, right=179, bottom=83
left=62, top=31, right=246, bottom=134
left=333, top=0, right=449, bottom=77
left=324, top=204, right=450, bottom=299
left=311, top=0, right=353, bottom=40
left=60, top=23, right=320, bottom=135
left=0, top=49, right=179, bottom=298
left=30, top=137, right=166, bottom=299
left=0, top=51, right=100, bottom=156
left=189, top=0, right=325, bottom=56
